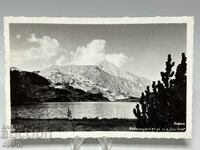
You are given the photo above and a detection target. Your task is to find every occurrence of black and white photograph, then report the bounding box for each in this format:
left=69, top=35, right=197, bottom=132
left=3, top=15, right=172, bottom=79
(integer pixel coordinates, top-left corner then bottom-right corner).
left=4, top=17, right=193, bottom=138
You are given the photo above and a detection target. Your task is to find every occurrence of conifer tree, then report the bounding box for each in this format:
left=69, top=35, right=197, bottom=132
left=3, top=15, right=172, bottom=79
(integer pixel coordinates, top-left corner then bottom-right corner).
left=174, top=53, right=187, bottom=123
left=133, top=53, right=187, bottom=130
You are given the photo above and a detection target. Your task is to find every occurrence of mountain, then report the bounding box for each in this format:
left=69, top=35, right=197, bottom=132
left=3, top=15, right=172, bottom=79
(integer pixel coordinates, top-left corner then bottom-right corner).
left=99, top=60, right=150, bottom=90
left=10, top=68, right=51, bottom=104
left=10, top=68, right=109, bottom=104
left=38, top=61, right=151, bottom=101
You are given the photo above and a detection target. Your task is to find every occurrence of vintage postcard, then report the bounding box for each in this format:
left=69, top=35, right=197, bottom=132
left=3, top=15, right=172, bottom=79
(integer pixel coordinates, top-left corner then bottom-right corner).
left=4, top=17, right=193, bottom=139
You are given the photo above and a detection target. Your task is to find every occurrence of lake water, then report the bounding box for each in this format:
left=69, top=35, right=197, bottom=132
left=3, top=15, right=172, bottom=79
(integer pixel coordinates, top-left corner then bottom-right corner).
left=12, top=102, right=138, bottom=119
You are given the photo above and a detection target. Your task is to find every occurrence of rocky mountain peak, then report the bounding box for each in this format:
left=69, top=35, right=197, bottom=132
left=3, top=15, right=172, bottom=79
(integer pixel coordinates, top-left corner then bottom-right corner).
left=38, top=62, right=151, bottom=101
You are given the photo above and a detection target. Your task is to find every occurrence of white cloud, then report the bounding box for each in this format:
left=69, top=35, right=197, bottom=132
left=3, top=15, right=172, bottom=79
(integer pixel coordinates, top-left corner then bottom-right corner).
left=105, top=53, right=129, bottom=67
left=69, top=39, right=106, bottom=65
left=56, top=55, right=66, bottom=65
left=11, top=33, right=66, bottom=70
left=26, top=33, right=61, bottom=60
left=16, top=34, right=21, bottom=39
left=58, top=39, right=130, bottom=68
left=11, top=36, right=131, bottom=70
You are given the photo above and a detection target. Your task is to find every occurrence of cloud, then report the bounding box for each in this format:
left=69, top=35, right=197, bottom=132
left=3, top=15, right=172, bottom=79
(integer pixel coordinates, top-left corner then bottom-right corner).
left=11, top=35, right=130, bottom=71
left=26, top=33, right=61, bottom=60
left=16, top=34, right=21, bottom=39
left=69, top=39, right=106, bottom=65
left=11, top=33, right=66, bottom=70
left=56, top=55, right=66, bottom=65
left=106, top=53, right=129, bottom=67
left=57, top=39, right=130, bottom=67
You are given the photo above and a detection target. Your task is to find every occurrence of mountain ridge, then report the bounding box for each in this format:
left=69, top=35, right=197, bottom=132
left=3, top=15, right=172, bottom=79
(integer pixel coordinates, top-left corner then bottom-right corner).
left=38, top=61, right=151, bottom=101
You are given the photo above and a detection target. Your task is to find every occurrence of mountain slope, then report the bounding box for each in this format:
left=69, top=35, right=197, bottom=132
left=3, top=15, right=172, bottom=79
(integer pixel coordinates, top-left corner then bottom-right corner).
left=39, top=61, right=151, bottom=101
left=99, top=60, right=150, bottom=91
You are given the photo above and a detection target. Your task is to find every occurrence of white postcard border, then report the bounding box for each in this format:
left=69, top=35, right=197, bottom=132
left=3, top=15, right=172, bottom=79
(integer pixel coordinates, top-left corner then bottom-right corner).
left=4, top=17, right=194, bottom=139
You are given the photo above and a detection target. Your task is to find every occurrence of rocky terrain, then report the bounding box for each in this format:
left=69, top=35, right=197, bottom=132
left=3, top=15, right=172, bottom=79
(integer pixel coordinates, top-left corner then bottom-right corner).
left=39, top=61, right=150, bottom=101
left=10, top=61, right=150, bottom=103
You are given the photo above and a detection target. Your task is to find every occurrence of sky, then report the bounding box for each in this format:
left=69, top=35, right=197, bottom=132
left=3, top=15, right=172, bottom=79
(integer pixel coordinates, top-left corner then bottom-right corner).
left=9, top=23, right=186, bottom=81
